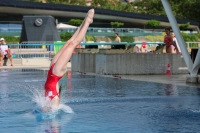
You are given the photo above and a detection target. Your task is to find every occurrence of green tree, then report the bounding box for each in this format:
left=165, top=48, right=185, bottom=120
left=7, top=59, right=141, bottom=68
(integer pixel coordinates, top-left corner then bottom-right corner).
left=110, top=22, right=124, bottom=28
left=28, top=0, right=200, bottom=24
left=68, top=19, right=83, bottom=26
left=133, top=0, right=200, bottom=23
left=145, top=20, right=160, bottom=31
left=2, top=36, right=20, bottom=43
left=179, top=22, right=190, bottom=30
left=60, top=32, right=72, bottom=41
left=110, top=21, right=124, bottom=32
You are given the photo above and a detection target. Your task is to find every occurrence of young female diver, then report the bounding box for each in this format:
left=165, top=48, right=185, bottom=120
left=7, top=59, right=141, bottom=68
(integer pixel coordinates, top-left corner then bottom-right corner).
left=44, top=9, right=95, bottom=110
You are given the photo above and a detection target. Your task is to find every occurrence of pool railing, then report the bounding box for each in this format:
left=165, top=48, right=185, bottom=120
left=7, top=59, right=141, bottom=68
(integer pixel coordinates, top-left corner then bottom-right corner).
left=7, top=41, right=200, bottom=59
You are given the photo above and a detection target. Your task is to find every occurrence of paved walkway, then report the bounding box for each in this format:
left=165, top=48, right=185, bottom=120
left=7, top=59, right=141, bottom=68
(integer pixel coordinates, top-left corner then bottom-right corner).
left=117, top=75, right=200, bottom=87
left=0, top=62, right=71, bottom=70
left=0, top=63, right=199, bottom=88
left=0, top=65, right=49, bottom=70
left=77, top=73, right=200, bottom=88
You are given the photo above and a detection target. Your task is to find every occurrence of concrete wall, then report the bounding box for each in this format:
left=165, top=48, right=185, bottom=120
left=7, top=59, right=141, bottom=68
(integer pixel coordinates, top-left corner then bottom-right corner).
left=72, top=53, right=188, bottom=75
left=71, top=53, right=96, bottom=73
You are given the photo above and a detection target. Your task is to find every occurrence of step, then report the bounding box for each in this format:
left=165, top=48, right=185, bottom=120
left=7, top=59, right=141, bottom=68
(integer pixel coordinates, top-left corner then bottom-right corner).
left=12, top=48, right=49, bottom=52
left=2, top=58, right=22, bottom=66
left=22, top=58, right=51, bottom=66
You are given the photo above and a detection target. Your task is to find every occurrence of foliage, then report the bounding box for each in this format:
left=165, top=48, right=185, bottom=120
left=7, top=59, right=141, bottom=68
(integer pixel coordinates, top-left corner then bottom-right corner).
left=120, top=36, right=134, bottom=42
left=110, top=22, right=124, bottom=28
left=47, top=0, right=85, bottom=5
left=145, top=32, right=199, bottom=42
left=108, top=36, right=134, bottom=42
left=145, top=32, right=165, bottom=42
left=133, top=0, right=200, bottom=23
left=68, top=19, right=83, bottom=26
left=181, top=32, right=198, bottom=42
left=60, top=32, right=72, bottom=41
left=30, top=0, right=136, bottom=13
left=178, top=22, right=190, bottom=30
left=196, top=33, right=200, bottom=39
left=0, top=36, right=20, bottom=43
left=85, top=35, right=96, bottom=42
left=91, top=0, right=134, bottom=12
left=28, top=0, right=200, bottom=23
left=145, top=20, right=160, bottom=29
left=60, top=32, right=96, bottom=42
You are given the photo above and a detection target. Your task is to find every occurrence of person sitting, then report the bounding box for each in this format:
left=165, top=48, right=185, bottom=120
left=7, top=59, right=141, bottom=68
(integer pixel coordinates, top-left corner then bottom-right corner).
left=0, top=38, right=13, bottom=66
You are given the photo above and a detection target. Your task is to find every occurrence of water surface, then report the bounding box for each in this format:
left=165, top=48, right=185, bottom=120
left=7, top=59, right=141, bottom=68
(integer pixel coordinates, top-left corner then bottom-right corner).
left=0, top=70, right=200, bottom=133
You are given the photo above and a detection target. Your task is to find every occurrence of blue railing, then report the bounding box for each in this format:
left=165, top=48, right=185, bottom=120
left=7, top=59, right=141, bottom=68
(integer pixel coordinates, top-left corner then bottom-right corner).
left=7, top=42, right=166, bottom=58
left=6, top=41, right=199, bottom=59
left=7, top=42, right=165, bottom=46
left=0, top=27, right=164, bottom=37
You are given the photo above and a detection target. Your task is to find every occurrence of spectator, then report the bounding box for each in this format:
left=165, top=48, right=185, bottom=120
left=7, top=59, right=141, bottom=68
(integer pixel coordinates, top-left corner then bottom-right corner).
left=141, top=42, right=147, bottom=53
left=112, top=33, right=125, bottom=49
left=164, top=28, right=173, bottom=53
left=114, top=33, right=121, bottom=42
left=0, top=38, right=13, bottom=66
left=171, top=32, right=181, bottom=54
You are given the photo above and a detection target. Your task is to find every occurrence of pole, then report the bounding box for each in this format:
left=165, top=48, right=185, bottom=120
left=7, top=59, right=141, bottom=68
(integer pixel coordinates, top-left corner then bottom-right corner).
left=192, top=48, right=200, bottom=74
left=161, top=0, right=194, bottom=74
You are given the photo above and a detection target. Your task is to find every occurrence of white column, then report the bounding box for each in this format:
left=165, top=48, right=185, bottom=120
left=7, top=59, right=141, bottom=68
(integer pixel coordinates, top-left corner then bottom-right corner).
left=161, top=0, right=194, bottom=75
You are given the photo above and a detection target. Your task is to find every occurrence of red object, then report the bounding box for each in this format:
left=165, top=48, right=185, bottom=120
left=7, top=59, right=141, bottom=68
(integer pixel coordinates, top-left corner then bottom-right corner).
left=73, top=44, right=82, bottom=54
left=44, top=63, right=63, bottom=100
left=142, top=42, right=146, bottom=48
left=67, top=72, right=72, bottom=99
left=68, top=72, right=72, bottom=79
left=166, top=64, right=172, bottom=75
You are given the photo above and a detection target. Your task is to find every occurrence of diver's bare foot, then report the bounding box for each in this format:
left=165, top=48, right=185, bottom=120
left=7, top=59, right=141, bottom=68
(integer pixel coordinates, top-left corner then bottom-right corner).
left=86, top=9, right=94, bottom=24
left=11, top=64, right=13, bottom=66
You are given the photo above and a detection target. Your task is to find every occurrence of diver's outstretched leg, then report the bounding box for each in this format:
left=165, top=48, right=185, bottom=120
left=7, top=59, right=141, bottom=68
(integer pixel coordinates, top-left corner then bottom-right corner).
left=46, top=9, right=94, bottom=108
left=53, top=9, right=94, bottom=76
left=51, top=11, right=90, bottom=65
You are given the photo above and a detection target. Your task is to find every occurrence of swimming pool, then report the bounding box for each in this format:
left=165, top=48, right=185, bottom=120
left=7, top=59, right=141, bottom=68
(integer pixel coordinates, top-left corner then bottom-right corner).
left=0, top=70, right=200, bottom=133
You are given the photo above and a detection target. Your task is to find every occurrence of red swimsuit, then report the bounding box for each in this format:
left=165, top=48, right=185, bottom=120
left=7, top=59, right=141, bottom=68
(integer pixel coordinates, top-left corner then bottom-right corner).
left=164, top=36, right=172, bottom=53
left=164, top=36, right=171, bottom=47
left=44, top=63, right=63, bottom=101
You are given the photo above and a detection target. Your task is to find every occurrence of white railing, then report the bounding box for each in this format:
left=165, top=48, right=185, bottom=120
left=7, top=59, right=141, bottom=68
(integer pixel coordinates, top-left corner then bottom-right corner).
left=185, top=42, right=200, bottom=49
left=7, top=41, right=200, bottom=59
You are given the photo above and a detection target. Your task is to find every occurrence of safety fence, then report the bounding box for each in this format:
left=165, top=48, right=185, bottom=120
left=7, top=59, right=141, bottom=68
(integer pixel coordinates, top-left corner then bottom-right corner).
left=185, top=42, right=200, bottom=49
left=7, top=41, right=200, bottom=59
left=8, top=41, right=54, bottom=59
left=0, top=27, right=163, bottom=37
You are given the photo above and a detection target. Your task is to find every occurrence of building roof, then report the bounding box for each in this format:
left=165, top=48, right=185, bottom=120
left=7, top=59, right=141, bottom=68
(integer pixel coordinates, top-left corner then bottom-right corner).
left=0, top=0, right=199, bottom=30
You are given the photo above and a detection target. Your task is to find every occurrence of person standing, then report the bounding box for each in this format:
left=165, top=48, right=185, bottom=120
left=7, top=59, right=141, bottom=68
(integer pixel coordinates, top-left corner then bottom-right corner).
left=0, top=38, right=13, bottom=66
left=164, top=28, right=173, bottom=53
left=112, top=33, right=124, bottom=49
left=114, top=33, right=121, bottom=42
left=171, top=32, right=181, bottom=54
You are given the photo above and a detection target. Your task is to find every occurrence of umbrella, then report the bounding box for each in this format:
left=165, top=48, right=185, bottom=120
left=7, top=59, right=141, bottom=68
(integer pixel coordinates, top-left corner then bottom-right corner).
left=56, top=23, right=77, bottom=30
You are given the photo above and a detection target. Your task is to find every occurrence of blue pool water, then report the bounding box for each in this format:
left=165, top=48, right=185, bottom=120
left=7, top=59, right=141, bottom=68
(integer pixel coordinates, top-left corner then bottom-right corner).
left=0, top=69, right=200, bottom=133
